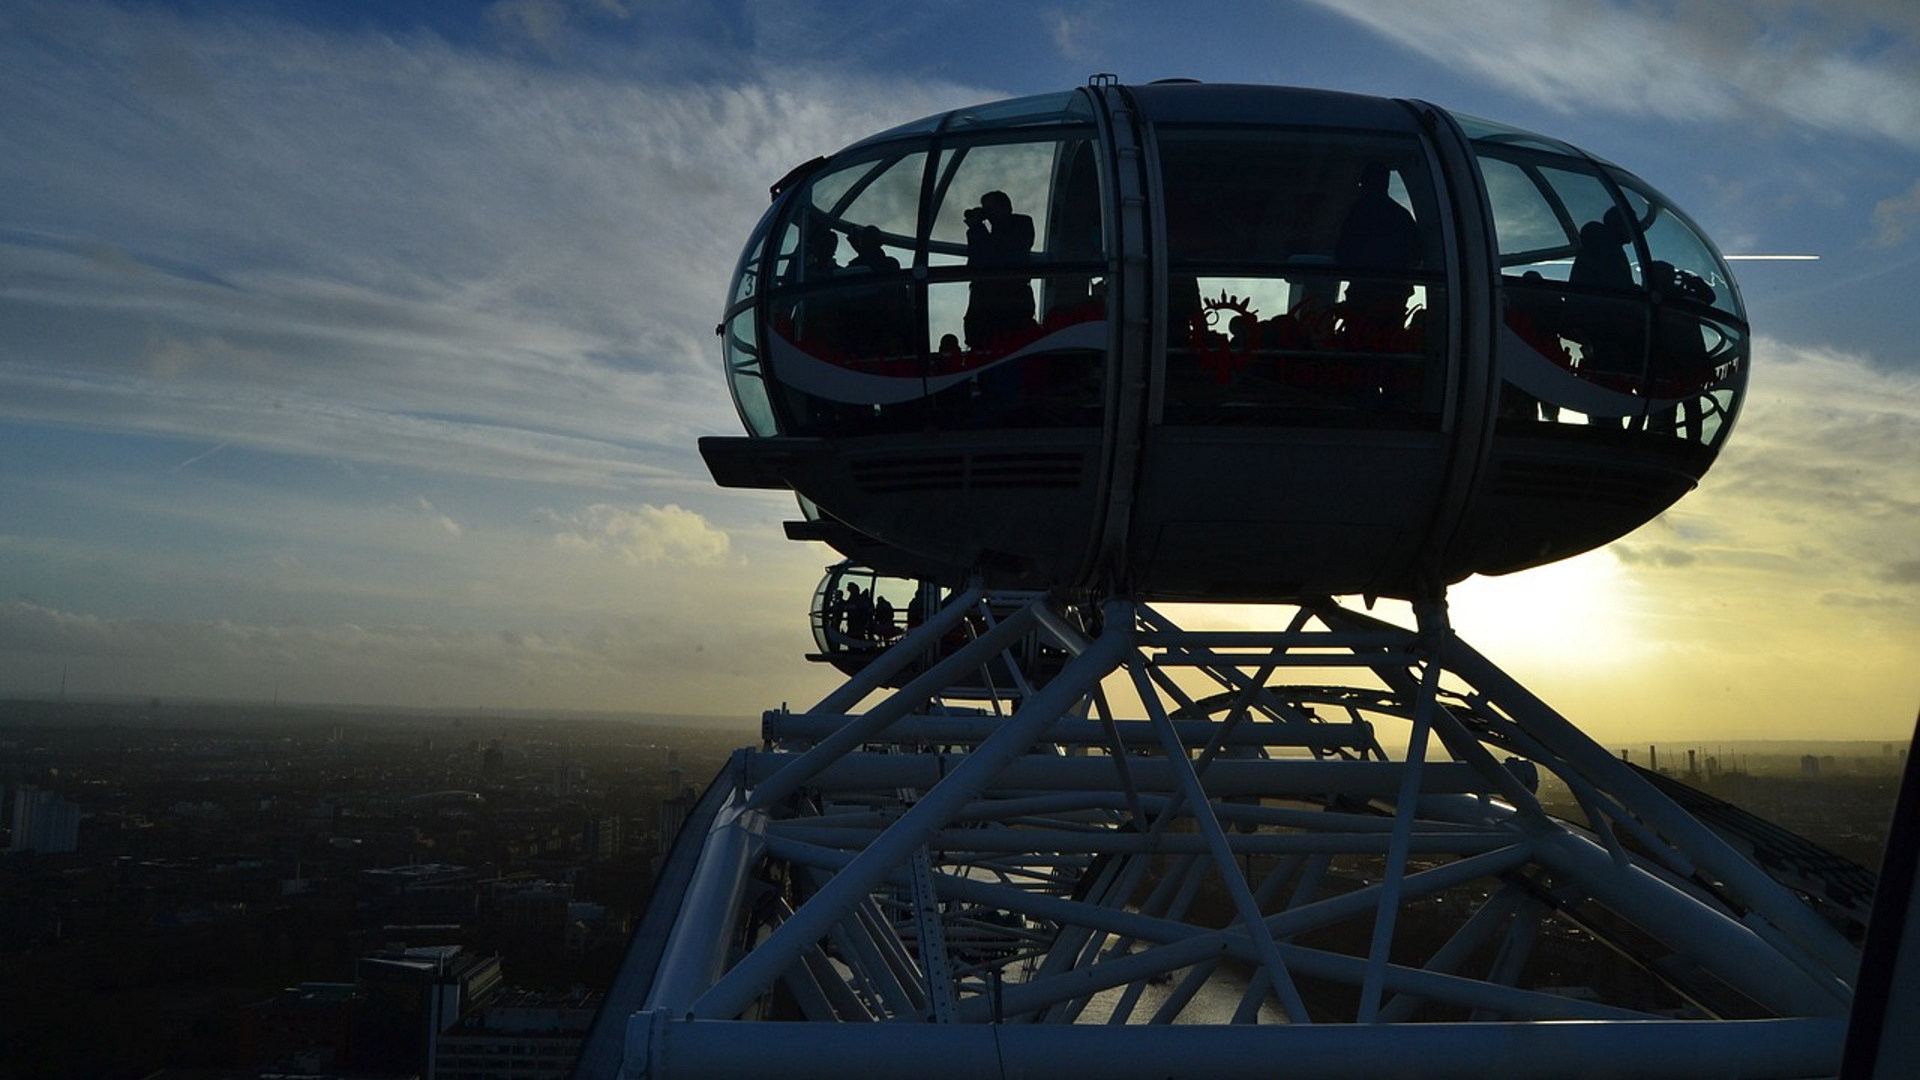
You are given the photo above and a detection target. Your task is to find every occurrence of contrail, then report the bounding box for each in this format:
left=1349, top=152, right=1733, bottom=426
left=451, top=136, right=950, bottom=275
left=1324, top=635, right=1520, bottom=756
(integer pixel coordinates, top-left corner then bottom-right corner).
left=174, top=440, right=231, bottom=471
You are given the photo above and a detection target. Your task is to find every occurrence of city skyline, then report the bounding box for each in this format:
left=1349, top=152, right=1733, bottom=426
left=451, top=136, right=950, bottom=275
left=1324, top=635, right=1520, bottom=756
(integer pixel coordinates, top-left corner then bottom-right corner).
left=2, top=1, right=1917, bottom=742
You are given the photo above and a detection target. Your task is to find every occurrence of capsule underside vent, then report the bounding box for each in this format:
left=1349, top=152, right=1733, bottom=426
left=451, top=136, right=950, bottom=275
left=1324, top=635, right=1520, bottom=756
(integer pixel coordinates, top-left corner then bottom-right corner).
left=850, top=451, right=1087, bottom=494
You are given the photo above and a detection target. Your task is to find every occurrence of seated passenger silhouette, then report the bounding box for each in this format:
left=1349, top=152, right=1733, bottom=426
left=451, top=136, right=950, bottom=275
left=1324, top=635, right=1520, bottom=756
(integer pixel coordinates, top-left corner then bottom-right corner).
left=795, top=226, right=844, bottom=351
left=805, top=225, right=841, bottom=280
left=848, top=225, right=901, bottom=272
left=842, top=225, right=911, bottom=360
left=963, top=190, right=1036, bottom=352
left=1335, top=162, right=1422, bottom=328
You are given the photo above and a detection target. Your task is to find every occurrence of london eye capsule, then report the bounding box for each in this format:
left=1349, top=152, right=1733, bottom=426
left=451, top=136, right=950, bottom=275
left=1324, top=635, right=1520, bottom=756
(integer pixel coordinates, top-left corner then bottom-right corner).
left=700, top=79, right=1748, bottom=601
left=803, top=560, right=1069, bottom=697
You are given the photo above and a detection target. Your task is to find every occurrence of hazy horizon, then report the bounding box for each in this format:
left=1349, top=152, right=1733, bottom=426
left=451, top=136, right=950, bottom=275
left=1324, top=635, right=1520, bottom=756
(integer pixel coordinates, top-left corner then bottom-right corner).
left=2, top=688, right=1909, bottom=755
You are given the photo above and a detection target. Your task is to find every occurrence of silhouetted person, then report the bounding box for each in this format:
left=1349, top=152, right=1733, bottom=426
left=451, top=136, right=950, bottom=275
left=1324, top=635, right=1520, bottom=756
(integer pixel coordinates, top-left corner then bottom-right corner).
left=848, top=225, right=900, bottom=272
left=1569, top=207, right=1642, bottom=389
left=842, top=224, right=911, bottom=359
left=793, top=225, right=848, bottom=351
left=963, top=190, right=1035, bottom=351
left=843, top=582, right=873, bottom=641
left=872, top=594, right=896, bottom=640
left=1645, top=259, right=1719, bottom=438
left=1336, top=162, right=1421, bottom=316
left=805, top=224, right=841, bottom=281
left=1571, top=208, right=1634, bottom=290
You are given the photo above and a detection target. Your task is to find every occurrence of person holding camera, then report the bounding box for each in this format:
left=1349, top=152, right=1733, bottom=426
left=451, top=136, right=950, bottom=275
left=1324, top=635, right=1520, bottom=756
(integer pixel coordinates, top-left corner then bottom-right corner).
left=963, top=190, right=1036, bottom=352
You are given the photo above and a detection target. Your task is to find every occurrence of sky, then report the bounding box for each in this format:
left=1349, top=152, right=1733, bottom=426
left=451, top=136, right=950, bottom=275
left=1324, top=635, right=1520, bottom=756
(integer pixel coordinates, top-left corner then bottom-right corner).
left=1, top=0, right=1916, bottom=744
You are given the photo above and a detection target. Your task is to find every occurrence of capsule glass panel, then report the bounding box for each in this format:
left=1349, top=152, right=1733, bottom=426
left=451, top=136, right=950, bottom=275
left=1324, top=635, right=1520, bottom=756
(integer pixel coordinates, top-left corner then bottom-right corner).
left=1467, top=109, right=1747, bottom=447
left=1155, top=128, right=1447, bottom=428
left=810, top=563, right=912, bottom=654
left=760, top=114, right=1110, bottom=438
left=942, top=90, right=1095, bottom=133
left=722, top=206, right=779, bottom=437
left=1610, top=169, right=1747, bottom=447
left=1477, top=133, right=1654, bottom=430
left=724, top=308, right=777, bottom=437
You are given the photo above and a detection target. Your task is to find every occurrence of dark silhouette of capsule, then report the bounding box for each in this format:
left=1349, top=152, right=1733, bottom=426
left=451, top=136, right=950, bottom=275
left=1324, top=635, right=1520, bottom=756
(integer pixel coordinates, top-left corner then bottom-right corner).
left=702, top=80, right=1748, bottom=601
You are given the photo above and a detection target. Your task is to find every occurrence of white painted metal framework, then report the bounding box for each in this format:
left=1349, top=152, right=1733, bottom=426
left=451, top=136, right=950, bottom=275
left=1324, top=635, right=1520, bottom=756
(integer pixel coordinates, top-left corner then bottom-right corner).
left=592, top=592, right=1862, bottom=1079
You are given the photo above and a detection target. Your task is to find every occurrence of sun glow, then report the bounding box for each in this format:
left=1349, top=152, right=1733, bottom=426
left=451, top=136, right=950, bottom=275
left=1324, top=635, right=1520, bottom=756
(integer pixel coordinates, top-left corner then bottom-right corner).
left=1152, top=549, right=1647, bottom=670
left=1445, top=548, right=1650, bottom=671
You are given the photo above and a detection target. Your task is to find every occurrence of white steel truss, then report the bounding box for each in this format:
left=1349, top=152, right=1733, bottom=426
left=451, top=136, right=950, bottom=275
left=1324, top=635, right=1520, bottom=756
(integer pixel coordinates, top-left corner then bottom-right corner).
left=599, top=592, right=1863, bottom=1079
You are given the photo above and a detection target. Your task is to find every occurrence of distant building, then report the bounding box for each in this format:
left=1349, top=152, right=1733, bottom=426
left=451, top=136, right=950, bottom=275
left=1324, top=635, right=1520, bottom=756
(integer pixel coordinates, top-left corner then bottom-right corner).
left=495, top=881, right=571, bottom=932
left=565, top=902, right=621, bottom=957
left=434, top=988, right=600, bottom=1080
left=361, top=863, right=479, bottom=890
left=9, top=785, right=80, bottom=854
left=658, top=789, right=697, bottom=855
left=583, top=815, right=622, bottom=861
left=353, top=862, right=482, bottom=926
left=357, top=944, right=503, bottom=1076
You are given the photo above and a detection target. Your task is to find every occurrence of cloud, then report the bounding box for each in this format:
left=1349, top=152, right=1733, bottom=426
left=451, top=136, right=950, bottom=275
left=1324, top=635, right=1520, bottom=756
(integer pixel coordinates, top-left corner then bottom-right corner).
left=0, top=599, right=428, bottom=674
left=1817, top=591, right=1909, bottom=609
left=1449, top=336, right=1920, bottom=740
left=1470, top=338, right=1911, bottom=707
left=415, top=496, right=464, bottom=538
left=1873, top=180, right=1920, bottom=247
left=1677, top=339, right=1920, bottom=584
left=486, top=0, right=572, bottom=46
left=0, top=3, right=976, bottom=489
left=1612, top=544, right=1699, bottom=569
left=143, top=326, right=291, bottom=383
left=0, top=595, right=820, bottom=715
left=551, top=503, right=732, bottom=566
left=1589, top=338, right=1920, bottom=730
left=1307, top=0, right=1920, bottom=147
left=173, top=440, right=231, bottom=472
left=1044, top=4, right=1108, bottom=63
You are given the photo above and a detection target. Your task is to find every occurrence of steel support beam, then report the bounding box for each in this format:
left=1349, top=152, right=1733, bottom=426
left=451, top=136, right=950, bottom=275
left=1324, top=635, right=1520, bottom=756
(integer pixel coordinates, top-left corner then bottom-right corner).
left=625, top=1014, right=1847, bottom=1080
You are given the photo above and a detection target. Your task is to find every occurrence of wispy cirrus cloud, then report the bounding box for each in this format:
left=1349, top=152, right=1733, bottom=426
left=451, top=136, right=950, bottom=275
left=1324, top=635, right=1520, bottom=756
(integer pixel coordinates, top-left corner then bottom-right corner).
left=1873, top=180, right=1920, bottom=247
left=0, top=2, right=976, bottom=489
left=1306, top=0, right=1920, bottom=147
left=1043, top=3, right=1111, bottom=63
left=1632, top=337, right=1920, bottom=595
